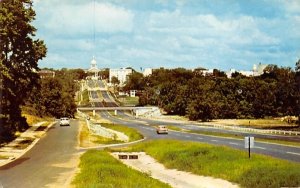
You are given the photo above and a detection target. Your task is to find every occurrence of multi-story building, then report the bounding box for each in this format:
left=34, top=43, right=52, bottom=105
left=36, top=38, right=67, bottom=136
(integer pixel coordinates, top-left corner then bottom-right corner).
left=143, top=68, right=152, bottom=77
left=38, top=70, right=55, bottom=78
left=109, top=68, right=132, bottom=85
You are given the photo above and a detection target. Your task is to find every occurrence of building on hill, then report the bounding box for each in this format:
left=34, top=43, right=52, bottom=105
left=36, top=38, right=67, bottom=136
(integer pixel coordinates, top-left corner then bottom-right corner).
left=143, top=68, right=152, bottom=77
left=38, top=70, right=55, bottom=78
left=88, top=56, right=100, bottom=80
left=226, top=63, right=269, bottom=78
left=109, top=68, right=132, bottom=85
left=253, top=63, right=268, bottom=76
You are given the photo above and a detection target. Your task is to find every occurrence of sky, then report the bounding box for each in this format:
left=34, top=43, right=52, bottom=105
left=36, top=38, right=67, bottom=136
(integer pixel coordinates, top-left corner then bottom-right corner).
left=32, top=0, right=300, bottom=71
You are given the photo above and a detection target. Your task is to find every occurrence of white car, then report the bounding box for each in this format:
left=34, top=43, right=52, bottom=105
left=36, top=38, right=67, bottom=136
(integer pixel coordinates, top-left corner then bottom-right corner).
left=60, top=117, right=70, bottom=126
left=156, top=125, right=168, bottom=134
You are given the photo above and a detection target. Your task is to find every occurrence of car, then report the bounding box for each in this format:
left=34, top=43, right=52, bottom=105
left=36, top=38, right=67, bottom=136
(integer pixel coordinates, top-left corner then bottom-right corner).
left=60, top=117, right=70, bottom=126
left=156, top=125, right=168, bottom=134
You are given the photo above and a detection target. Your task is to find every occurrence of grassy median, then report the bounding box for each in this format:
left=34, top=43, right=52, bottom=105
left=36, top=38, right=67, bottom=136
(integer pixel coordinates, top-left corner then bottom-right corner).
left=125, top=140, right=300, bottom=188
left=72, top=150, right=171, bottom=188
left=100, top=123, right=143, bottom=142
left=167, top=125, right=300, bottom=147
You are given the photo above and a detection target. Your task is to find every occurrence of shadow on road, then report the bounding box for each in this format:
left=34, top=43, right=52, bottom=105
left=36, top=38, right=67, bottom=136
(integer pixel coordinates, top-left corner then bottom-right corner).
left=0, top=157, right=30, bottom=170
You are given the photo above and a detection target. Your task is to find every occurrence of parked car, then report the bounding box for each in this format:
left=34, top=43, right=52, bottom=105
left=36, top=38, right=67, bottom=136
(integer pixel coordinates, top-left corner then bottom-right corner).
left=60, top=117, right=70, bottom=126
left=156, top=125, right=168, bottom=134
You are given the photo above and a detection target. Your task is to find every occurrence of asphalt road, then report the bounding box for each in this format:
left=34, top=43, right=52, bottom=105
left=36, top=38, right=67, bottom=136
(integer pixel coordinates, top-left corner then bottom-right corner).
left=100, top=111, right=300, bottom=163
left=0, top=120, right=79, bottom=188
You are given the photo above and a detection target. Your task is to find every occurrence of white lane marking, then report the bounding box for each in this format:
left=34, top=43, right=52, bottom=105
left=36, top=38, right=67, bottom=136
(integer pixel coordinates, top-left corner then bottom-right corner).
left=211, top=140, right=218, bottom=142
left=286, top=152, right=300, bottom=156
left=185, top=135, right=191, bottom=138
left=255, top=146, right=266, bottom=150
left=229, top=142, right=239, bottom=145
left=197, top=137, right=203, bottom=140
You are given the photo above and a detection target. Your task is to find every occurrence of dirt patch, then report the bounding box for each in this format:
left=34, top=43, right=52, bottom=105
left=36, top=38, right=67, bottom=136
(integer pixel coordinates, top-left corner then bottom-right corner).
left=111, top=152, right=239, bottom=188
left=35, top=126, right=47, bottom=131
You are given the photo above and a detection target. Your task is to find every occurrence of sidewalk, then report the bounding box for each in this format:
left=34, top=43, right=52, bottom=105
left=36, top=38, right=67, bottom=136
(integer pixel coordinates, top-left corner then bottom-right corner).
left=0, top=121, right=56, bottom=167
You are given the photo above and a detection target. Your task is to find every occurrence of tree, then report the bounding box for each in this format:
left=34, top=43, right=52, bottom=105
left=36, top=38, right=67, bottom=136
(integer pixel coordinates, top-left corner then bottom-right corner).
left=111, top=76, right=120, bottom=86
left=0, top=0, right=46, bottom=141
left=100, top=68, right=109, bottom=80
left=296, top=59, right=300, bottom=72
left=111, top=76, right=120, bottom=93
left=123, top=72, right=145, bottom=91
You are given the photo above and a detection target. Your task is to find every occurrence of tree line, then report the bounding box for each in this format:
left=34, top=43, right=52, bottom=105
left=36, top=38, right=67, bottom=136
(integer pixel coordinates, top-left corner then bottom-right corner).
left=125, top=64, right=300, bottom=122
left=0, top=0, right=47, bottom=142
left=0, top=0, right=83, bottom=143
left=26, top=69, right=85, bottom=119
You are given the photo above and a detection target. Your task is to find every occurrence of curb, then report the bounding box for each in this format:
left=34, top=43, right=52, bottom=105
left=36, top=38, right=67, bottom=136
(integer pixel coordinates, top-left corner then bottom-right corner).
left=0, top=121, right=56, bottom=167
left=78, top=137, right=147, bottom=150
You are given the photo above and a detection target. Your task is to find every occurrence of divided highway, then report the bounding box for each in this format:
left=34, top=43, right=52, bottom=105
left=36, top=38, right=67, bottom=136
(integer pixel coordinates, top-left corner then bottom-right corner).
left=86, top=80, right=300, bottom=163
left=100, top=111, right=300, bottom=163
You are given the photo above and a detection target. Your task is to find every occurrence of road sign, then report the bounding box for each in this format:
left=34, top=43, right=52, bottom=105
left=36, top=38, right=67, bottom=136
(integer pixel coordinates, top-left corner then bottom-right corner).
left=244, top=137, right=254, bottom=148
left=245, top=136, right=254, bottom=159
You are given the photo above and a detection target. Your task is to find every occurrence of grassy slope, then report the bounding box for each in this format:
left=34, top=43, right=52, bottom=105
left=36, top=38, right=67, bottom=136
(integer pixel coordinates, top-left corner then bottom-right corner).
left=72, top=150, right=171, bottom=188
left=126, top=140, right=300, bottom=188
left=100, top=123, right=143, bottom=142
left=167, top=125, right=300, bottom=147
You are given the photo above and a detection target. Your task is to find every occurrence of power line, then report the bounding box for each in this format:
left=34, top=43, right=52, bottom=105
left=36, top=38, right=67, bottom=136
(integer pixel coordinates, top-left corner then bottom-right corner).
left=93, top=0, right=95, bottom=50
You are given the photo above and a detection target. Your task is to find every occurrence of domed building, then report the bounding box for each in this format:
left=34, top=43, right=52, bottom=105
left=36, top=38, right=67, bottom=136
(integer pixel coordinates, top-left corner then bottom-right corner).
left=88, top=56, right=99, bottom=80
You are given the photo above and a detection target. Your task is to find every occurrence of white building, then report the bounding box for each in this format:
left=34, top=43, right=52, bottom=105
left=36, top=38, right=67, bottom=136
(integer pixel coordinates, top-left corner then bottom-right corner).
left=88, top=56, right=99, bottom=80
left=253, top=63, right=268, bottom=76
left=226, top=63, right=269, bottom=78
left=143, top=68, right=152, bottom=77
left=109, top=68, right=132, bottom=85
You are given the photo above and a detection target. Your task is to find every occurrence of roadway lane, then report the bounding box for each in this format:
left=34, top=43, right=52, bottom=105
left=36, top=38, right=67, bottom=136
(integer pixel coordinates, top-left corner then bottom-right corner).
left=120, top=113, right=300, bottom=142
left=97, top=80, right=105, bottom=88
left=101, top=91, right=118, bottom=107
left=100, top=111, right=300, bottom=163
left=0, top=120, right=79, bottom=187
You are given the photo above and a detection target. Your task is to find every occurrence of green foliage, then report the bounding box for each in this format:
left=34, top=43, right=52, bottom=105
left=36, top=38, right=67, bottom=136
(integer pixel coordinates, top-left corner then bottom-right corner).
left=26, top=69, right=80, bottom=118
left=100, top=123, right=143, bottom=142
left=137, top=66, right=300, bottom=121
left=0, top=0, right=46, bottom=142
left=129, top=140, right=300, bottom=188
left=111, top=76, right=120, bottom=85
left=123, top=71, right=145, bottom=91
left=72, top=150, right=171, bottom=188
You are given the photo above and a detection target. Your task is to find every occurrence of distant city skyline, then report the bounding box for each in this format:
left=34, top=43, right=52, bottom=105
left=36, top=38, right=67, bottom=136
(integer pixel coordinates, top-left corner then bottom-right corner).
left=33, top=0, right=300, bottom=71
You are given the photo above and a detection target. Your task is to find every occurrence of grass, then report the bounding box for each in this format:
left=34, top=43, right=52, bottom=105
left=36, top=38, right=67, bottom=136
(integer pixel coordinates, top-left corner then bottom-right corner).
left=166, top=125, right=182, bottom=131
left=0, top=155, right=10, bottom=160
left=118, top=96, right=139, bottom=106
left=79, top=89, right=89, bottom=106
left=122, top=139, right=300, bottom=188
left=186, top=129, right=300, bottom=147
left=21, top=106, right=53, bottom=125
left=207, top=119, right=298, bottom=129
left=72, top=150, right=171, bottom=188
left=79, top=120, right=123, bottom=147
left=168, top=125, right=300, bottom=147
left=79, top=114, right=143, bottom=147
left=100, top=123, right=143, bottom=142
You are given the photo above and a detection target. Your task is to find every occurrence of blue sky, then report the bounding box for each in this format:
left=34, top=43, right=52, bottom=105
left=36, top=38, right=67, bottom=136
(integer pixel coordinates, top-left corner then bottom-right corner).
left=33, top=0, right=300, bottom=71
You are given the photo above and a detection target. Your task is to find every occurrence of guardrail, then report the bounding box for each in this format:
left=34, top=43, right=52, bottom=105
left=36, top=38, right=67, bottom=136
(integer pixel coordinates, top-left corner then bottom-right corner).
left=211, top=124, right=300, bottom=136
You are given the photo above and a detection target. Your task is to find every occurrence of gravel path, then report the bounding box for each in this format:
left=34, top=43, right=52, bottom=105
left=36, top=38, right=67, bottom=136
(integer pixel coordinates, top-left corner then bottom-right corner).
left=111, top=152, right=239, bottom=188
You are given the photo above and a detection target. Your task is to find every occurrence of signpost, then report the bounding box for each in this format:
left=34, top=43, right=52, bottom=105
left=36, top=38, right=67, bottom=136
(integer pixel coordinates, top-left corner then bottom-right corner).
left=244, top=136, right=254, bottom=158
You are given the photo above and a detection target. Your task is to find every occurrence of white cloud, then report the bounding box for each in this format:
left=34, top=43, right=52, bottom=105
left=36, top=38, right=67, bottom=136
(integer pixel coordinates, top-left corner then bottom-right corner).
left=41, top=2, right=133, bottom=36
left=283, top=0, right=300, bottom=14
left=148, top=10, right=279, bottom=46
left=34, top=1, right=299, bottom=70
